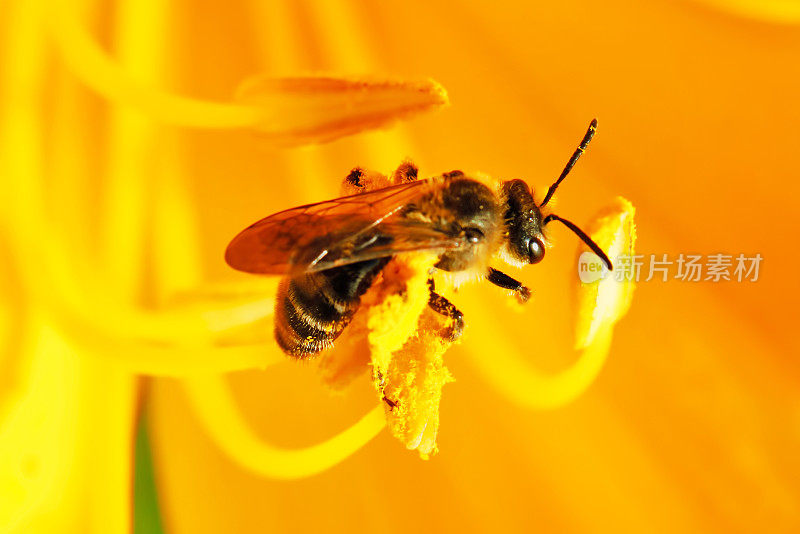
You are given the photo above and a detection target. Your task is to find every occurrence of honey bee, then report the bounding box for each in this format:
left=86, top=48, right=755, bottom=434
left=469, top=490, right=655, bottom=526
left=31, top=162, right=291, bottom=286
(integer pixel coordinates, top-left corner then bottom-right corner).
left=225, top=119, right=611, bottom=357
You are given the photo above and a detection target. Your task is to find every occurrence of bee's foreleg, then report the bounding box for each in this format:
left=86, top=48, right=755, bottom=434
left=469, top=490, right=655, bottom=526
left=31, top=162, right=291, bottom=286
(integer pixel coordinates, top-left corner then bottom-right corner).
left=426, top=278, right=464, bottom=341
left=487, top=267, right=531, bottom=304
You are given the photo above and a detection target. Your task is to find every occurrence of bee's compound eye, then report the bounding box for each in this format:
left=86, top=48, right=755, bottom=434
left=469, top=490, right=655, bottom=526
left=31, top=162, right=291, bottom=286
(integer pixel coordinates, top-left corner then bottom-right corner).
left=528, top=237, right=545, bottom=264
left=464, top=227, right=484, bottom=244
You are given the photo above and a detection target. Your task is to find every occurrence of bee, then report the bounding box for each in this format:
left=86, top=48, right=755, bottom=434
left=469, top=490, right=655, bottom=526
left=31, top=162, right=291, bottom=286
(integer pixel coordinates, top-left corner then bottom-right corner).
left=225, top=119, right=612, bottom=357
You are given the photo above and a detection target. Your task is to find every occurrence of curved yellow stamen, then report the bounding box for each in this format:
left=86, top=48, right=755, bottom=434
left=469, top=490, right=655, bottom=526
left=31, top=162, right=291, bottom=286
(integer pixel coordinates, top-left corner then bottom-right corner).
left=466, top=328, right=614, bottom=410
left=0, top=1, right=269, bottom=378
left=183, top=376, right=386, bottom=479
left=30, top=0, right=279, bottom=374
left=3, top=56, right=277, bottom=375
left=21, top=256, right=278, bottom=374
left=48, top=303, right=283, bottom=375
left=467, top=198, right=636, bottom=409
left=2, top=4, right=138, bottom=531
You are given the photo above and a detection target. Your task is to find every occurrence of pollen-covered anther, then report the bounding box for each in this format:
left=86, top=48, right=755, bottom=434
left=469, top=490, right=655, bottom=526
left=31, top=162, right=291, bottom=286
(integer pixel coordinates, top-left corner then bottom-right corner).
left=378, top=308, right=455, bottom=459
left=235, top=76, right=449, bottom=146
left=574, top=197, right=637, bottom=350
left=327, top=252, right=457, bottom=458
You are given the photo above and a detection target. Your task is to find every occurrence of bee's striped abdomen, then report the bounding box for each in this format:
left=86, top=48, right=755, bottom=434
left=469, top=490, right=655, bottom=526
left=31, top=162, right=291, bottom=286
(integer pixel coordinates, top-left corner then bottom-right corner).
left=275, top=258, right=389, bottom=358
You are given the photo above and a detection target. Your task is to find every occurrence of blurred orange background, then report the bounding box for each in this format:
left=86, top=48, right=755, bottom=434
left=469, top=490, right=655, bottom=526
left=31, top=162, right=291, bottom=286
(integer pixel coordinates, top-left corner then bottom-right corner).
left=2, top=0, right=799, bottom=533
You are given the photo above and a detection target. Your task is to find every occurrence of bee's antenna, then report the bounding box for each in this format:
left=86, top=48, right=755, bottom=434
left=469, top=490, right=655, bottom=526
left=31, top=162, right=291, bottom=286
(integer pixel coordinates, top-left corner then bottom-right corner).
left=543, top=213, right=612, bottom=271
left=540, top=119, right=597, bottom=207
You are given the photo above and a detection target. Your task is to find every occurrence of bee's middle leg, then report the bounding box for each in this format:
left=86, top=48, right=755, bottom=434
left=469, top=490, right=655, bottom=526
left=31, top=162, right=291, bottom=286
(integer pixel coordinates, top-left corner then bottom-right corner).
left=427, top=278, right=464, bottom=341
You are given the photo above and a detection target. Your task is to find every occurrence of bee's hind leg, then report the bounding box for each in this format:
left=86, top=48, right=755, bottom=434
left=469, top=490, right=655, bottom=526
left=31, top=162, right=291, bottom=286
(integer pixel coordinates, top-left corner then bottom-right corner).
left=342, top=162, right=417, bottom=195
left=344, top=167, right=366, bottom=190
left=373, top=368, right=399, bottom=411
left=426, top=278, right=464, bottom=341
left=391, top=161, right=419, bottom=184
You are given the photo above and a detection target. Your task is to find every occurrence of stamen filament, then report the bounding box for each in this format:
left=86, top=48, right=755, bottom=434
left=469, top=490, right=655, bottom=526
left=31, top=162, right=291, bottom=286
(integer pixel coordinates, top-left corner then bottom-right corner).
left=465, top=326, right=614, bottom=410
left=39, top=285, right=280, bottom=374
left=183, top=376, right=386, bottom=479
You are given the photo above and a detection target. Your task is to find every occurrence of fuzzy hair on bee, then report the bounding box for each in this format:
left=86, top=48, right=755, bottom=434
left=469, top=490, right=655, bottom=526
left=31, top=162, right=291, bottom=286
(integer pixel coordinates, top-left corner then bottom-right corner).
left=225, top=119, right=612, bottom=359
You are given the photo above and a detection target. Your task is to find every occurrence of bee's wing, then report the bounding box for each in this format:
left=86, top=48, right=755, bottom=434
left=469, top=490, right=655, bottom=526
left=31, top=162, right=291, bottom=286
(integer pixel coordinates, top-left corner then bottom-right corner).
left=225, top=179, right=463, bottom=275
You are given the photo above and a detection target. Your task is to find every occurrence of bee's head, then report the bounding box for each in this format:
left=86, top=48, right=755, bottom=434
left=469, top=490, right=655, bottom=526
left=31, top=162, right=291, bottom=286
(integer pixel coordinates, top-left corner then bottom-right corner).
left=501, top=179, right=547, bottom=266
left=500, top=119, right=612, bottom=270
